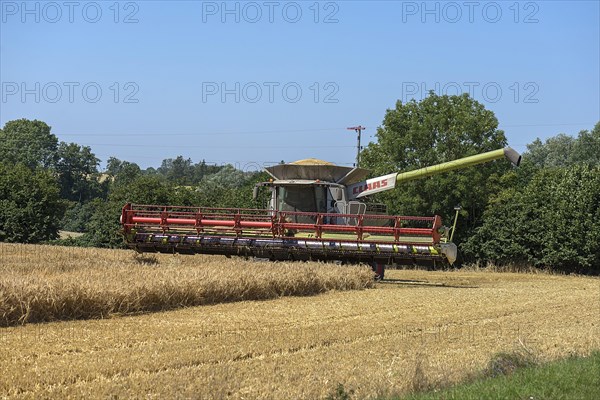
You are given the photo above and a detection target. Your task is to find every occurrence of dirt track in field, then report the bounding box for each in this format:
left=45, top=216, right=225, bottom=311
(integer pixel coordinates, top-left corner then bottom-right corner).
left=1, top=261, right=599, bottom=399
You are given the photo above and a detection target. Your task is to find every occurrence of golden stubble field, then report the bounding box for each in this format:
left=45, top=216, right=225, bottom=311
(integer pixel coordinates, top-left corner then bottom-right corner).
left=1, top=244, right=599, bottom=399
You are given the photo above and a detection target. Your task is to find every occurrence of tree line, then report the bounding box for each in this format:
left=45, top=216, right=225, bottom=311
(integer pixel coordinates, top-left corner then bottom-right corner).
left=1, top=94, right=598, bottom=273
left=0, top=118, right=268, bottom=248
left=361, top=94, right=599, bottom=274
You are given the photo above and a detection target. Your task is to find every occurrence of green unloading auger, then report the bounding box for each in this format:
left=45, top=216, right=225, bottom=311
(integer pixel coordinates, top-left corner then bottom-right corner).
left=395, top=147, right=521, bottom=183
left=348, top=147, right=521, bottom=199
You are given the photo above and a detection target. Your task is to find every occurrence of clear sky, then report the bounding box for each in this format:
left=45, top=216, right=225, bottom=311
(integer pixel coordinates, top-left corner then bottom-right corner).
left=1, top=0, right=598, bottom=170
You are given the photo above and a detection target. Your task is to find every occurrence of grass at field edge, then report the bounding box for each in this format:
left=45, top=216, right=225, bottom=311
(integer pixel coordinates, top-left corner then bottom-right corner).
left=394, top=351, right=600, bottom=400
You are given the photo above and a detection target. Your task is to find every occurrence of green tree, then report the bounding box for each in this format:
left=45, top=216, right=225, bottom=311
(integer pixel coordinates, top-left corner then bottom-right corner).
left=201, top=164, right=249, bottom=188
left=192, top=160, right=223, bottom=183
left=571, top=122, right=600, bottom=166
left=110, top=175, right=174, bottom=205
left=81, top=175, right=180, bottom=248
left=60, top=201, right=99, bottom=233
left=106, top=157, right=124, bottom=176
left=142, top=166, right=157, bottom=175
left=112, top=161, right=142, bottom=186
left=524, top=134, right=576, bottom=168
left=56, top=142, right=100, bottom=202
left=524, top=123, right=600, bottom=169
left=515, top=122, right=600, bottom=185
left=0, top=163, right=64, bottom=243
left=106, top=157, right=142, bottom=180
left=157, top=156, right=194, bottom=185
left=463, top=165, right=600, bottom=274
left=0, top=119, right=59, bottom=170
left=77, top=199, right=124, bottom=248
left=361, top=93, right=511, bottom=244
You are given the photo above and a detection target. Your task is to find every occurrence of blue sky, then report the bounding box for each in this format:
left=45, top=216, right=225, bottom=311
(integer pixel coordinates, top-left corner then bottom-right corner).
left=1, top=0, right=598, bottom=170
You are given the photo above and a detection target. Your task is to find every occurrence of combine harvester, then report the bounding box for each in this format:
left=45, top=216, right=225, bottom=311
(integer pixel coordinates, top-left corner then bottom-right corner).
left=121, top=147, right=520, bottom=278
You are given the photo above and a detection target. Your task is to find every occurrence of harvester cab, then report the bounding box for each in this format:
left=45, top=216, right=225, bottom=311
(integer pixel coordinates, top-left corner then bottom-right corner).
left=121, top=147, right=520, bottom=279
left=254, top=159, right=382, bottom=222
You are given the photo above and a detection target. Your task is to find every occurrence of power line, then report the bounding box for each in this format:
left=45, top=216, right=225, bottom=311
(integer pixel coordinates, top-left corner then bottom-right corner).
left=0, top=136, right=356, bottom=149
left=82, top=144, right=356, bottom=149
left=50, top=122, right=597, bottom=137
left=54, top=127, right=348, bottom=137
left=500, top=122, right=596, bottom=127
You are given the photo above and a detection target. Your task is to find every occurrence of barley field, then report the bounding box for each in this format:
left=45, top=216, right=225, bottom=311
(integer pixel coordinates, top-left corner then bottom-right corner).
left=0, top=244, right=599, bottom=399
left=0, top=243, right=373, bottom=326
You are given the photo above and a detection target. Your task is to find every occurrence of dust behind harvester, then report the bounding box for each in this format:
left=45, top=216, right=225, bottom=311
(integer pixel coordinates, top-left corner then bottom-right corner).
left=121, top=147, right=521, bottom=278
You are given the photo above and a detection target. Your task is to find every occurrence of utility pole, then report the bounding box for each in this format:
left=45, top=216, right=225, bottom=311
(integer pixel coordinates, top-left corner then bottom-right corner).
left=347, top=125, right=366, bottom=167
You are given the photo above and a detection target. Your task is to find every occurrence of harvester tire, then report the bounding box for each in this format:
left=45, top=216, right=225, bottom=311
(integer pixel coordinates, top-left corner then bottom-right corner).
left=372, top=262, right=385, bottom=280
